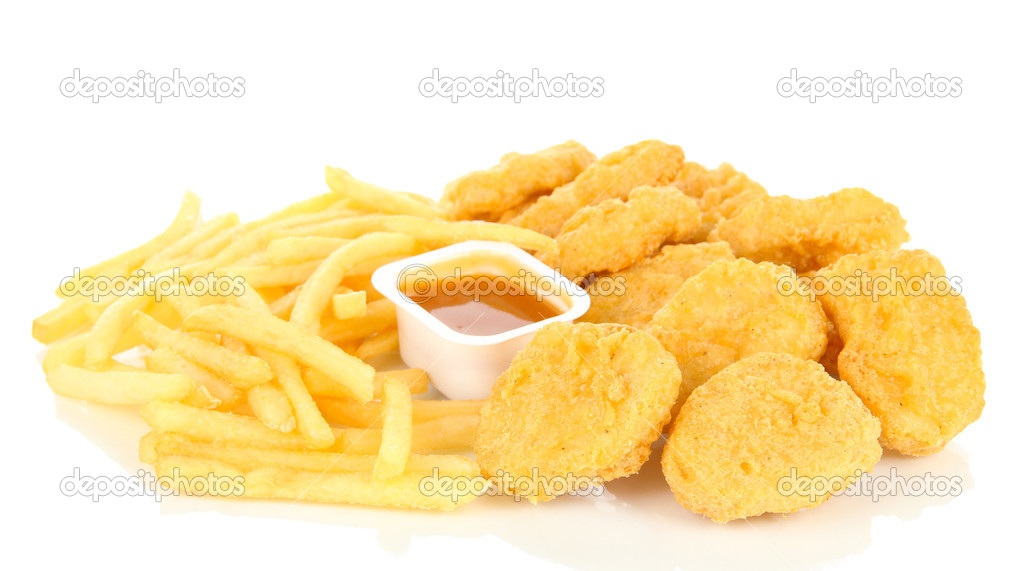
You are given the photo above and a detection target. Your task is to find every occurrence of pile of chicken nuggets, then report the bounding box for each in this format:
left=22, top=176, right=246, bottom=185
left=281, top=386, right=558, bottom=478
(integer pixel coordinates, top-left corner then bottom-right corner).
left=441, top=139, right=985, bottom=523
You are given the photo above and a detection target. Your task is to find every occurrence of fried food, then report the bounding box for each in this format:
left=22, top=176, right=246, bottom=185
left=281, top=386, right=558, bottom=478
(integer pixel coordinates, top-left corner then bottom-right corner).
left=581, top=242, right=735, bottom=328
left=708, top=187, right=909, bottom=273
left=548, top=186, right=701, bottom=279
left=439, top=140, right=596, bottom=222
left=673, top=162, right=769, bottom=241
left=661, top=353, right=882, bottom=524
left=507, top=140, right=686, bottom=236
left=647, top=259, right=829, bottom=404
left=815, top=249, right=984, bottom=456
left=475, top=322, right=682, bottom=503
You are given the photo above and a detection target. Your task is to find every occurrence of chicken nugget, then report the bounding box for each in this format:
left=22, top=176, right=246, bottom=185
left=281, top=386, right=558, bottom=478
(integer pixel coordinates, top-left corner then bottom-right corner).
left=581, top=242, right=736, bottom=328
left=548, top=186, right=701, bottom=279
left=708, top=187, right=909, bottom=273
left=815, top=249, right=984, bottom=456
left=647, top=259, right=829, bottom=404
left=662, top=353, right=882, bottom=524
left=672, top=162, right=769, bottom=241
left=475, top=322, right=682, bottom=503
left=507, top=140, right=686, bottom=236
left=439, top=140, right=596, bottom=222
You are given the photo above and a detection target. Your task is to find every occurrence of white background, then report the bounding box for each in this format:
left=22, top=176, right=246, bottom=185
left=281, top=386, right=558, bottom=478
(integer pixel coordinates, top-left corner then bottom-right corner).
left=2, top=1, right=1019, bottom=570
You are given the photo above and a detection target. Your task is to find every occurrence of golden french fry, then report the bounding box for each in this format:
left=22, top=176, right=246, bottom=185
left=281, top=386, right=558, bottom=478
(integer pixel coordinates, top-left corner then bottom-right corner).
left=266, top=236, right=350, bottom=264
left=33, top=295, right=97, bottom=344
left=339, top=415, right=480, bottom=455
left=57, top=191, right=201, bottom=297
left=374, top=378, right=413, bottom=479
left=138, top=431, right=162, bottom=465
left=289, top=233, right=418, bottom=334
left=355, top=328, right=399, bottom=361
left=159, top=286, right=203, bottom=319
left=141, top=401, right=312, bottom=449
left=145, top=346, right=241, bottom=409
left=320, top=299, right=396, bottom=345
left=267, top=286, right=301, bottom=318
left=46, top=364, right=194, bottom=405
left=303, top=368, right=429, bottom=400
left=255, top=348, right=335, bottom=449
left=189, top=224, right=243, bottom=260
left=316, top=397, right=484, bottom=428
left=243, top=192, right=342, bottom=232
left=331, top=290, right=367, bottom=320
left=220, top=260, right=323, bottom=288
left=146, top=212, right=240, bottom=267
left=133, top=311, right=274, bottom=387
left=84, top=290, right=154, bottom=368
left=42, top=333, right=89, bottom=375
left=182, top=305, right=374, bottom=402
left=246, top=382, right=297, bottom=433
left=325, top=167, right=443, bottom=219
left=154, top=454, right=485, bottom=510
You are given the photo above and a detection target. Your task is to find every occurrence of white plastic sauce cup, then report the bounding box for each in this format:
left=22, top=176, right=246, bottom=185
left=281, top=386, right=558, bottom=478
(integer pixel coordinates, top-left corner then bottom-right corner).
left=371, top=240, right=590, bottom=400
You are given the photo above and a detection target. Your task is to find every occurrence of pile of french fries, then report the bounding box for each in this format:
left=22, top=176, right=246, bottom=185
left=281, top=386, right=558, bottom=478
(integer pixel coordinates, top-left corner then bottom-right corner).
left=34, top=167, right=555, bottom=510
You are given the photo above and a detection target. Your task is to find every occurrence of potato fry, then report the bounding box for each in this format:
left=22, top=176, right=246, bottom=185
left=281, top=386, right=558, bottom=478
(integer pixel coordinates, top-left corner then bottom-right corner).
left=255, top=348, right=336, bottom=449
left=246, top=382, right=297, bottom=433
left=144, top=346, right=242, bottom=409
left=47, top=364, right=194, bottom=405
left=303, top=368, right=429, bottom=400
left=220, top=260, right=323, bottom=288
left=339, top=415, right=480, bottom=454
left=138, top=431, right=161, bottom=465
left=355, top=328, right=399, bottom=361
left=325, top=167, right=443, bottom=219
left=182, top=305, right=374, bottom=402
left=316, top=397, right=484, bottom=428
left=42, top=333, right=89, bottom=375
left=56, top=191, right=201, bottom=297
left=374, top=378, right=414, bottom=479
left=320, top=299, right=397, bottom=345
left=290, top=233, right=418, bottom=334
left=331, top=290, right=367, bottom=320
left=159, top=287, right=203, bottom=320
left=145, top=212, right=240, bottom=267
left=33, top=295, right=96, bottom=344
left=243, top=192, right=342, bottom=232
left=133, top=311, right=274, bottom=387
left=84, top=290, right=154, bottom=368
left=154, top=454, right=484, bottom=510
left=267, top=286, right=301, bottom=318
left=266, top=236, right=350, bottom=264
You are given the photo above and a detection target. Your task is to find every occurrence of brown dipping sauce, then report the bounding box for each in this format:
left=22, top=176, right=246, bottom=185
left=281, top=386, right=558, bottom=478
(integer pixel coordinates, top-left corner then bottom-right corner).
left=405, top=273, right=562, bottom=336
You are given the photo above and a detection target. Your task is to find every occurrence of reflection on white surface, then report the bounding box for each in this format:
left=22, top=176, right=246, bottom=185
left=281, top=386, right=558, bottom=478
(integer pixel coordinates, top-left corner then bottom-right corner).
left=54, top=397, right=974, bottom=571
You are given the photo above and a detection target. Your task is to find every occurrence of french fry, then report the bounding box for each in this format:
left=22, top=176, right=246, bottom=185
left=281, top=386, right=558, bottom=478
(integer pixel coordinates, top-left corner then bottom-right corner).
left=154, top=454, right=484, bottom=510
left=182, top=305, right=374, bottom=402
left=243, top=192, right=341, bottom=232
left=46, top=364, right=194, bottom=405
left=355, top=328, right=399, bottom=361
left=159, top=286, right=203, bottom=319
left=331, top=290, right=367, bottom=320
left=133, top=311, right=274, bottom=387
left=325, top=167, right=443, bottom=219
left=138, top=431, right=161, bottom=465
left=374, top=378, right=413, bottom=479
left=246, top=382, right=297, bottom=433
left=266, top=236, right=350, bottom=264
left=220, top=260, right=323, bottom=288
left=84, top=290, right=154, bottom=368
left=339, top=415, right=480, bottom=455
left=189, top=224, right=243, bottom=260
left=255, top=348, right=335, bottom=449
left=320, top=299, right=396, bottom=345
left=145, top=346, right=242, bottom=409
left=303, top=368, right=429, bottom=399
left=42, top=333, right=89, bottom=375
left=33, top=295, right=96, bottom=344
left=316, top=397, right=484, bottom=428
left=145, top=212, right=241, bottom=268
left=289, top=233, right=418, bottom=335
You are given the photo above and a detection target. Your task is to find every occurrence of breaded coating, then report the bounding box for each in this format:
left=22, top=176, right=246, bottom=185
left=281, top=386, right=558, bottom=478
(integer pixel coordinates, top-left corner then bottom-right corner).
left=708, top=187, right=909, bottom=273
left=672, top=162, right=769, bottom=241
left=646, top=259, right=829, bottom=405
left=507, top=140, right=687, bottom=236
left=815, top=249, right=984, bottom=456
left=581, top=242, right=736, bottom=328
left=474, top=322, right=682, bottom=503
left=549, top=186, right=701, bottom=279
left=662, top=353, right=882, bottom=524
left=439, top=140, right=596, bottom=222
left=819, top=316, right=844, bottom=378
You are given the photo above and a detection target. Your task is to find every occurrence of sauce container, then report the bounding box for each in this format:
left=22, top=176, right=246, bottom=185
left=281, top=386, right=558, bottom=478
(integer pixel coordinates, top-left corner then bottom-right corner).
left=371, top=240, right=590, bottom=400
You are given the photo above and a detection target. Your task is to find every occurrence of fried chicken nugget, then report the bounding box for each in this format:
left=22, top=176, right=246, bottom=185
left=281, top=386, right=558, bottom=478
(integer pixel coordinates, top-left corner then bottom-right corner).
left=507, top=140, right=687, bottom=236
left=708, top=187, right=909, bottom=273
left=475, top=322, right=682, bottom=503
left=548, top=186, right=701, bottom=279
left=439, top=140, right=596, bottom=222
left=815, top=249, right=984, bottom=456
left=646, top=259, right=829, bottom=404
left=581, top=242, right=736, bottom=328
left=662, top=353, right=882, bottom=524
left=673, top=162, right=769, bottom=241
